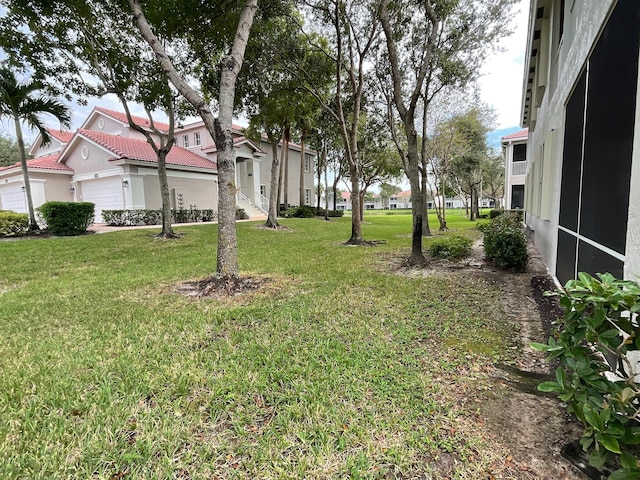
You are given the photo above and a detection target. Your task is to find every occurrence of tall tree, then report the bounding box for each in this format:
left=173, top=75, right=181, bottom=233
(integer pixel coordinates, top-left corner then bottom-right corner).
left=0, top=133, right=23, bottom=167
left=289, top=0, right=380, bottom=245
left=482, top=153, right=504, bottom=209
left=128, top=0, right=258, bottom=279
left=377, top=0, right=516, bottom=264
left=448, top=107, right=490, bottom=221
left=0, top=67, right=70, bottom=230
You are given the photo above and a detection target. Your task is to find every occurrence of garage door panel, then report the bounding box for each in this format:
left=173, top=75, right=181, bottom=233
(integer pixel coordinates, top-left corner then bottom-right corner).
left=0, top=184, right=27, bottom=213
left=81, top=177, right=123, bottom=222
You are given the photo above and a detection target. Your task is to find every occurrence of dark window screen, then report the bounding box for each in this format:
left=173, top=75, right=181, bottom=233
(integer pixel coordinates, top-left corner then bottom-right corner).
left=577, top=240, right=624, bottom=280
left=513, top=144, right=527, bottom=162
left=558, top=71, right=585, bottom=232
left=511, top=185, right=524, bottom=209
left=579, top=0, right=639, bottom=254
left=556, top=229, right=577, bottom=285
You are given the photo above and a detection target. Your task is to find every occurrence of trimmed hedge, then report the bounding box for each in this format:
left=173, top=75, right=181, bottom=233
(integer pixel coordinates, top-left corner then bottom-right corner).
left=0, top=211, right=29, bottom=237
left=483, top=211, right=528, bottom=271
left=38, top=202, right=95, bottom=236
left=314, top=207, right=345, bottom=217
left=428, top=235, right=472, bottom=261
left=489, top=208, right=524, bottom=221
left=102, top=209, right=216, bottom=226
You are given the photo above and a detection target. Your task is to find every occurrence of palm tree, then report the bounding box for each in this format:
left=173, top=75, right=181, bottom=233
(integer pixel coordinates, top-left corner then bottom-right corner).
left=0, top=67, right=71, bottom=231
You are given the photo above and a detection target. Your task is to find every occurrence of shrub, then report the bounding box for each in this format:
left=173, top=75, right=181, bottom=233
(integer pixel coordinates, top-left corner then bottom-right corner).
left=482, top=212, right=528, bottom=270
left=102, top=210, right=128, bottom=226
left=290, top=205, right=315, bottom=218
left=327, top=209, right=344, bottom=217
left=236, top=208, right=249, bottom=220
left=476, top=220, right=490, bottom=233
left=0, top=211, right=29, bottom=237
left=428, top=235, right=472, bottom=261
left=489, top=208, right=524, bottom=222
left=532, top=273, right=640, bottom=478
left=38, top=202, right=94, bottom=236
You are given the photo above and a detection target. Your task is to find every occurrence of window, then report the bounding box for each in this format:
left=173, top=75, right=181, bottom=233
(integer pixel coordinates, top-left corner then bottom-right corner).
left=304, top=156, right=311, bottom=173
left=194, top=132, right=201, bottom=146
left=513, top=144, right=527, bottom=162
left=511, top=185, right=524, bottom=210
left=305, top=189, right=311, bottom=205
left=183, top=135, right=189, bottom=148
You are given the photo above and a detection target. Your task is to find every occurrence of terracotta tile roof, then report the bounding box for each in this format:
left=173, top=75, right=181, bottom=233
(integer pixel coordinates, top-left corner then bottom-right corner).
left=47, top=128, right=74, bottom=143
left=0, top=153, right=72, bottom=172
left=79, top=129, right=217, bottom=170
left=396, top=190, right=411, bottom=197
left=341, top=191, right=351, bottom=199
left=95, top=106, right=170, bottom=131
left=501, top=128, right=529, bottom=141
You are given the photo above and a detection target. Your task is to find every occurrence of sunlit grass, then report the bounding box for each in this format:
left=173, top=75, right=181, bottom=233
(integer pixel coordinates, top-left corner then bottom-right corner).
left=1, top=215, right=517, bottom=479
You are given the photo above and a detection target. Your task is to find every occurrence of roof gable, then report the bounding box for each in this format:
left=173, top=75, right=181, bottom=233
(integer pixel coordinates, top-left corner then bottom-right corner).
left=75, top=130, right=217, bottom=170
left=81, top=106, right=170, bottom=132
left=0, top=153, right=72, bottom=175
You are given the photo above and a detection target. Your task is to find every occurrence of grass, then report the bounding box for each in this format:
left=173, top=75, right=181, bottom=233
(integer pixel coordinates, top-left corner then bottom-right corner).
left=1, top=213, right=518, bottom=479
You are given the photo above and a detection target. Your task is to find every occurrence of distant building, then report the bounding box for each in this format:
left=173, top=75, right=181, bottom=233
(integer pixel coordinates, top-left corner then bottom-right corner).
left=501, top=129, right=528, bottom=210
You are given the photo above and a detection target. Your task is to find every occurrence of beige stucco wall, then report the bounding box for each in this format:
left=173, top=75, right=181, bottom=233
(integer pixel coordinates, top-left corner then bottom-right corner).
left=64, top=139, right=118, bottom=176
left=257, top=139, right=315, bottom=206
left=525, top=0, right=616, bottom=277
left=43, top=173, right=74, bottom=202
left=142, top=172, right=218, bottom=211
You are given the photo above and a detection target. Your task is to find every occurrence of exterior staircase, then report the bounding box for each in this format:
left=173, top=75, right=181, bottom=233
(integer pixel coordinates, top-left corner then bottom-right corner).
left=236, top=191, right=268, bottom=220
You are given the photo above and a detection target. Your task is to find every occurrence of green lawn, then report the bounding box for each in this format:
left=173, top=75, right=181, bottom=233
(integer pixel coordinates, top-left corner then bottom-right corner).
left=1, top=215, right=517, bottom=479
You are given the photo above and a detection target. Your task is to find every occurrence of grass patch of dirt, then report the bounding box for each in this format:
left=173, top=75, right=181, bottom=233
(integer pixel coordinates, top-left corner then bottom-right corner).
left=383, top=237, right=584, bottom=479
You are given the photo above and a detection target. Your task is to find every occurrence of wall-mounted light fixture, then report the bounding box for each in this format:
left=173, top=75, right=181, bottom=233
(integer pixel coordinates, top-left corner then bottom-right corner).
left=69, top=187, right=76, bottom=195
left=122, top=180, right=129, bottom=188
left=21, top=185, right=26, bottom=192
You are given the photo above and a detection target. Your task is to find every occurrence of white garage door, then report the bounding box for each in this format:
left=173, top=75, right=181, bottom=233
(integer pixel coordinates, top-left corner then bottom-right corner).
left=81, top=177, right=124, bottom=222
left=0, top=184, right=27, bottom=213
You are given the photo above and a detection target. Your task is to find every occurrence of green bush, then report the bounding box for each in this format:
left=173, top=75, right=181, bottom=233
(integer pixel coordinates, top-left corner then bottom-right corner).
left=532, top=273, right=640, bottom=478
left=286, top=205, right=315, bottom=218
left=328, top=209, right=344, bottom=217
left=38, top=202, right=94, bottom=236
left=428, top=235, right=472, bottom=261
left=489, top=208, right=524, bottom=221
left=102, top=210, right=127, bottom=226
left=236, top=208, right=249, bottom=220
left=476, top=220, right=490, bottom=233
left=0, top=211, right=29, bottom=237
left=482, top=212, right=528, bottom=270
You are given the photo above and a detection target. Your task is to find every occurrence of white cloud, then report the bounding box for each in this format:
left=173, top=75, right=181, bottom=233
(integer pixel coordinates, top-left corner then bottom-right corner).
left=479, top=0, right=530, bottom=129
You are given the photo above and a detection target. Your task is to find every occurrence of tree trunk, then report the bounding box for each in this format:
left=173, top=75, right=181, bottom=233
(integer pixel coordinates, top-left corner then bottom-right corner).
left=469, top=186, right=476, bottom=221
left=157, top=149, right=176, bottom=237
left=419, top=164, right=431, bottom=237
left=14, top=118, right=39, bottom=231
left=439, top=174, right=448, bottom=231
left=359, top=190, right=365, bottom=222
left=405, top=132, right=427, bottom=265
left=299, top=133, right=306, bottom=206
left=129, top=0, right=258, bottom=280
left=277, top=135, right=284, bottom=214
left=265, top=129, right=279, bottom=228
left=324, top=159, right=329, bottom=221
left=347, top=166, right=364, bottom=244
